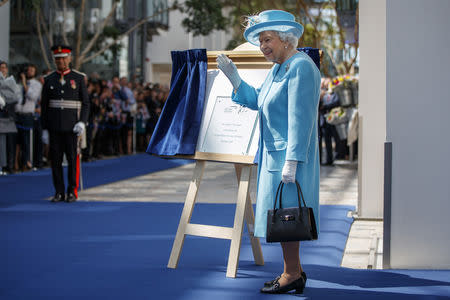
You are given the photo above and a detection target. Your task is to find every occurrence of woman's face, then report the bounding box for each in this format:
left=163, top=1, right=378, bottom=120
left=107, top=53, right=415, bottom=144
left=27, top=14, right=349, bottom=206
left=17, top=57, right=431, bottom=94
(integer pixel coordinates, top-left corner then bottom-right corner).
left=0, top=63, right=8, bottom=77
left=259, top=31, right=290, bottom=64
left=26, top=66, right=36, bottom=78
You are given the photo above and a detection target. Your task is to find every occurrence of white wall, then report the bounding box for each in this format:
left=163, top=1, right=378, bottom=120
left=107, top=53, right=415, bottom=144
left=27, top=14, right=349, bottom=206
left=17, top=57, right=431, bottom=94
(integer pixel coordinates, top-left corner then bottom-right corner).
left=0, top=1, right=10, bottom=61
left=386, top=0, right=450, bottom=269
left=358, top=0, right=386, bottom=219
left=145, top=1, right=232, bottom=84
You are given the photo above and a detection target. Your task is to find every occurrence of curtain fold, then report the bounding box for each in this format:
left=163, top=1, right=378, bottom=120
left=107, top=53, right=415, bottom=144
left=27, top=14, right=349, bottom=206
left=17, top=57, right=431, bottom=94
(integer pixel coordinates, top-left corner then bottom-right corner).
left=146, top=49, right=207, bottom=156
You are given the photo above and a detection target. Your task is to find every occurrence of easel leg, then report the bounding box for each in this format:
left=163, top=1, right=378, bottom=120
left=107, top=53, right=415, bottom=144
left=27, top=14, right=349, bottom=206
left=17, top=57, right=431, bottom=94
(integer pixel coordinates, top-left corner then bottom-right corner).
left=244, top=190, right=264, bottom=266
left=235, top=165, right=264, bottom=267
left=226, top=164, right=251, bottom=278
left=167, top=160, right=205, bottom=269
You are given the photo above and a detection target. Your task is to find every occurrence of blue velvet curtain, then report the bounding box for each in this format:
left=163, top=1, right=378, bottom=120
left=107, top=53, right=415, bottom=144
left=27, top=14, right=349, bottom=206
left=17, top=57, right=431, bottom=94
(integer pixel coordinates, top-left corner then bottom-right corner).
left=146, top=49, right=207, bottom=156
left=298, top=47, right=321, bottom=70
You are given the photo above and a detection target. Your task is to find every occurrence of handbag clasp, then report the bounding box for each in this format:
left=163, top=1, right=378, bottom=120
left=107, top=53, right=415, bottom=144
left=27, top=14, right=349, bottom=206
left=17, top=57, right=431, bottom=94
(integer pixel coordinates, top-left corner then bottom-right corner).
left=282, top=215, right=295, bottom=221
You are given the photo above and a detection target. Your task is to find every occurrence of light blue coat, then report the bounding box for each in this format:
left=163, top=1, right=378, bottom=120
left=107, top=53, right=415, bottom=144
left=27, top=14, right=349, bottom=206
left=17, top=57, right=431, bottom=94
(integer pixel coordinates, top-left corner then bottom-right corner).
left=232, top=51, right=321, bottom=238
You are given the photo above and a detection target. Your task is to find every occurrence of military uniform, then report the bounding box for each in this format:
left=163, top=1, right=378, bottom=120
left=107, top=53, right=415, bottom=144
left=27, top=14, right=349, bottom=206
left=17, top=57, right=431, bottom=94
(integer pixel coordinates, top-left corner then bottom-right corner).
left=41, top=67, right=89, bottom=200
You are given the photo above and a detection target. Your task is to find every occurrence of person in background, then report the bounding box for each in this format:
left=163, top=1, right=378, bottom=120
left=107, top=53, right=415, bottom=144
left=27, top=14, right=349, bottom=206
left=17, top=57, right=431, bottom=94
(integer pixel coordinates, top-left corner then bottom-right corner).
left=135, top=91, right=150, bottom=151
left=319, top=77, right=340, bottom=165
left=217, top=10, right=321, bottom=294
left=16, top=64, right=42, bottom=170
left=38, top=69, right=52, bottom=166
left=82, top=80, right=99, bottom=162
left=104, top=86, right=121, bottom=155
left=91, top=87, right=109, bottom=158
left=143, top=85, right=160, bottom=139
left=0, top=60, right=21, bottom=175
left=40, top=45, right=90, bottom=203
left=119, top=77, right=136, bottom=155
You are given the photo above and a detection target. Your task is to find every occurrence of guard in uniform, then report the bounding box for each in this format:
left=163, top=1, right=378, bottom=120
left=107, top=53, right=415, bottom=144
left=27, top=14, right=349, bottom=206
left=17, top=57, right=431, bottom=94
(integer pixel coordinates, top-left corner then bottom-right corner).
left=41, top=45, right=89, bottom=202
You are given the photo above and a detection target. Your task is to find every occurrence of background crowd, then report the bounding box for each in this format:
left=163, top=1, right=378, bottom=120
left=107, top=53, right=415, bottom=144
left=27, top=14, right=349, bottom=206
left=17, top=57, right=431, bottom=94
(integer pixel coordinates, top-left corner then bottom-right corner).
left=1, top=60, right=356, bottom=176
left=0, top=60, right=169, bottom=175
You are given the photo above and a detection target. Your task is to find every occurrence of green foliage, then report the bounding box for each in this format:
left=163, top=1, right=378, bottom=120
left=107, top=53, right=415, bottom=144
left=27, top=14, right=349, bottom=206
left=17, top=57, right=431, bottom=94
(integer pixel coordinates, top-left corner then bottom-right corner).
left=302, top=23, right=318, bottom=47
left=102, top=26, right=122, bottom=66
left=180, top=0, right=229, bottom=36
left=83, top=25, right=123, bottom=66
left=27, top=0, right=42, bottom=10
left=103, top=26, right=121, bottom=39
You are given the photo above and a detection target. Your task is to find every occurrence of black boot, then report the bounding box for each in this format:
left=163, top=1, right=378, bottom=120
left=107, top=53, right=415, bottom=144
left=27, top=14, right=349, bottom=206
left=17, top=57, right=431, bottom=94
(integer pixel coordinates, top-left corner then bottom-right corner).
left=66, top=192, right=77, bottom=203
left=51, top=193, right=65, bottom=203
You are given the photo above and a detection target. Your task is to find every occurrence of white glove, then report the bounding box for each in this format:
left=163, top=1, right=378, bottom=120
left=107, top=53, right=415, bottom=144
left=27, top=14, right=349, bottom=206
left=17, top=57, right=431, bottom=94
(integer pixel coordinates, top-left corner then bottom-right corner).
left=42, top=129, right=49, bottom=145
left=282, top=160, right=298, bottom=184
left=73, top=122, right=85, bottom=136
left=0, top=94, right=5, bottom=109
left=216, top=54, right=242, bottom=90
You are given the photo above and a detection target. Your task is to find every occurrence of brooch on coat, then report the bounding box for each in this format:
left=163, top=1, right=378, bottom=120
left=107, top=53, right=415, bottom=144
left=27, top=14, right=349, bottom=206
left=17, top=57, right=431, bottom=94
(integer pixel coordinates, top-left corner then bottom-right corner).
left=286, top=63, right=290, bottom=72
left=70, top=79, right=76, bottom=89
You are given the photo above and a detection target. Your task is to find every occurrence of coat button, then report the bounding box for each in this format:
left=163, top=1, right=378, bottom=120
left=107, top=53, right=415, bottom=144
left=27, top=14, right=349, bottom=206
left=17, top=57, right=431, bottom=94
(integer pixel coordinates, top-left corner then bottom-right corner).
left=61, top=90, right=64, bottom=94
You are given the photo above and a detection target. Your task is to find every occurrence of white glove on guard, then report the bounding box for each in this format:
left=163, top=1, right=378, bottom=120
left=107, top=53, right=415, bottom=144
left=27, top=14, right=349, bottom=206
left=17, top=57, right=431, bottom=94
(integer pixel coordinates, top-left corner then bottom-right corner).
left=216, top=54, right=242, bottom=91
left=0, top=95, right=5, bottom=109
left=73, top=122, right=85, bottom=136
left=42, top=129, right=49, bottom=145
left=282, top=160, right=298, bottom=184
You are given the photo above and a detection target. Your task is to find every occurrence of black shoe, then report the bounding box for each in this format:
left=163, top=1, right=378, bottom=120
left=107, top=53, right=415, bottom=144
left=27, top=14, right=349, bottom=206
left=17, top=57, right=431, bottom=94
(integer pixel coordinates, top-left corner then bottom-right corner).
left=51, top=193, right=65, bottom=203
left=264, top=272, right=307, bottom=287
left=65, top=192, right=77, bottom=203
left=264, top=276, right=281, bottom=287
left=260, top=275, right=305, bottom=294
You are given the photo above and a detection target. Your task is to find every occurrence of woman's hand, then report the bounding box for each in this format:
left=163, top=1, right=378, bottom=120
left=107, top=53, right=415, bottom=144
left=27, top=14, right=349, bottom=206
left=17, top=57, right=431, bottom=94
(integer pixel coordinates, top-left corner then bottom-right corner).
left=282, top=160, right=298, bottom=183
left=216, top=54, right=241, bottom=90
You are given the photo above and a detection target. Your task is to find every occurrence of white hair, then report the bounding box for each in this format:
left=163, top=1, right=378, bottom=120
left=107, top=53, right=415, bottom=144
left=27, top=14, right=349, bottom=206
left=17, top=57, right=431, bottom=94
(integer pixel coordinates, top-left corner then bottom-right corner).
left=276, top=31, right=299, bottom=48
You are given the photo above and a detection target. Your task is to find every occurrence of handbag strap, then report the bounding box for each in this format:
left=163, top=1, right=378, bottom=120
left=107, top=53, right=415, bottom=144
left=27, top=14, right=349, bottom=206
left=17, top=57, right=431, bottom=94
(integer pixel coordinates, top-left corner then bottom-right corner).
left=273, top=180, right=308, bottom=210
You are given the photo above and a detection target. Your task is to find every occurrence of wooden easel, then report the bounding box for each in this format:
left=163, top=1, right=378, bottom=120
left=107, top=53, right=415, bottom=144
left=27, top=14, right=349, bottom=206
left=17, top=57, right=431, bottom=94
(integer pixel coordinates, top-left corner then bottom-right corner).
left=167, top=153, right=264, bottom=278
left=167, top=49, right=271, bottom=278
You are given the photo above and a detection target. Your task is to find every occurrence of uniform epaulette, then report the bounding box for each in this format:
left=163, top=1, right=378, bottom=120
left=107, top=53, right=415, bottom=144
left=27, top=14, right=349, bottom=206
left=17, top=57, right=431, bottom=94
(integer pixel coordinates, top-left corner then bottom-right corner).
left=72, top=69, right=87, bottom=77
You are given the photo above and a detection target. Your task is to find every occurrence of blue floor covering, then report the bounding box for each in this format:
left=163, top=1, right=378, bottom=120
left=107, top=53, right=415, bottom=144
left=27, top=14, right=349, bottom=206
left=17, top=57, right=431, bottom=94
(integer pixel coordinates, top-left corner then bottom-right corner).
left=1, top=154, right=449, bottom=299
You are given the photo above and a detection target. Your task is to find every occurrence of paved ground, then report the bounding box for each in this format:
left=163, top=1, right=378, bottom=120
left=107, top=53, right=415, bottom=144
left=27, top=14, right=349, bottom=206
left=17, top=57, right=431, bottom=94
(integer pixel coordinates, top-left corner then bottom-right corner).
left=78, top=159, right=383, bottom=269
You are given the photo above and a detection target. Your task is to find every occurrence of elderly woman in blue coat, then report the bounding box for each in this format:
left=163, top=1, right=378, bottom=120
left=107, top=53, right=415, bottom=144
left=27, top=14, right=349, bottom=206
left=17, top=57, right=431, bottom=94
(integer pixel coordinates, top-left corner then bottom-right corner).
left=217, top=10, right=321, bottom=294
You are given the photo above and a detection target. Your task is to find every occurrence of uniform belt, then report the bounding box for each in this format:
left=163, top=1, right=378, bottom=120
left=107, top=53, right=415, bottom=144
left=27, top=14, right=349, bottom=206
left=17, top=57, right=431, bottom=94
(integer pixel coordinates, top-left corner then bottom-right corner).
left=49, top=100, right=81, bottom=110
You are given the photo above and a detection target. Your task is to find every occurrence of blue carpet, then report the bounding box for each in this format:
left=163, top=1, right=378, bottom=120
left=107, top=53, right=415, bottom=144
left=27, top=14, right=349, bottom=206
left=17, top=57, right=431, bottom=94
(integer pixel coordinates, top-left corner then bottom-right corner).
left=1, top=201, right=449, bottom=299
left=0, top=153, right=191, bottom=206
left=1, top=155, right=450, bottom=299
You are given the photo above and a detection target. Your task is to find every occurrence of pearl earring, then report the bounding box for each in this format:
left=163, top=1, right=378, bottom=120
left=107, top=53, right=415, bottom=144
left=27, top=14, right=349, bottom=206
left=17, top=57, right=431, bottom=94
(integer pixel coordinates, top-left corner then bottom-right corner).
left=284, top=45, right=288, bottom=49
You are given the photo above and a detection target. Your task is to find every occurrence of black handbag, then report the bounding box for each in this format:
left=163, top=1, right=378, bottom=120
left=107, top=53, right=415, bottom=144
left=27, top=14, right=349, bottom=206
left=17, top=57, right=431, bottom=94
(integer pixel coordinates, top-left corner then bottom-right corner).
left=266, top=180, right=318, bottom=243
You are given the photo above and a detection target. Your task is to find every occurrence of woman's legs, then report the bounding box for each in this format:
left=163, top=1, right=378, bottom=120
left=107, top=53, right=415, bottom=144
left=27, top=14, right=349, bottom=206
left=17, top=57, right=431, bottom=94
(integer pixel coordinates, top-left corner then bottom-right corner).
left=278, top=241, right=303, bottom=286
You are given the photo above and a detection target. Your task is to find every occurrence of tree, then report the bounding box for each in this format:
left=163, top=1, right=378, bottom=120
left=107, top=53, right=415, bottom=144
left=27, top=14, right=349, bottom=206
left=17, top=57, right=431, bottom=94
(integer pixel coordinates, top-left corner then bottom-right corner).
left=31, top=0, right=176, bottom=70
left=178, top=0, right=359, bottom=76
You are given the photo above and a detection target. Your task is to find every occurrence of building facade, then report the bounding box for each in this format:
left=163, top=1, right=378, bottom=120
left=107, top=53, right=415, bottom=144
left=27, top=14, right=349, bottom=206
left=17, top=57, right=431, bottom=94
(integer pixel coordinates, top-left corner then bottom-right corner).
left=7, top=0, right=231, bottom=85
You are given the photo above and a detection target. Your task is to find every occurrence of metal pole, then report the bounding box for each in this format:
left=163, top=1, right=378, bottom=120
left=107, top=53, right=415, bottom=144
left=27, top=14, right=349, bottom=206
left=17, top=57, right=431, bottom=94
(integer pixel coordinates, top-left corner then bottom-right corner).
left=30, top=128, right=33, bottom=167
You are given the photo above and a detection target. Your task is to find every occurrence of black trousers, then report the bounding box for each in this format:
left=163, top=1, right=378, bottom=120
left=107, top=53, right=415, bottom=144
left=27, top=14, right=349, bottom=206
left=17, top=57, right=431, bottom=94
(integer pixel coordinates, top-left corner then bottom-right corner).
left=319, top=122, right=339, bottom=164
left=16, top=113, right=34, bottom=166
left=33, top=117, right=43, bottom=168
left=49, top=131, right=77, bottom=195
left=17, top=128, right=31, bottom=166
left=6, top=132, right=17, bottom=170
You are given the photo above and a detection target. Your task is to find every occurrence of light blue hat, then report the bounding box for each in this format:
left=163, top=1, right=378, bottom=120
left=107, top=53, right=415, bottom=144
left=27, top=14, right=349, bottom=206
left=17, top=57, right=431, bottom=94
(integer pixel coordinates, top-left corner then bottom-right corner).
left=244, top=10, right=304, bottom=46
